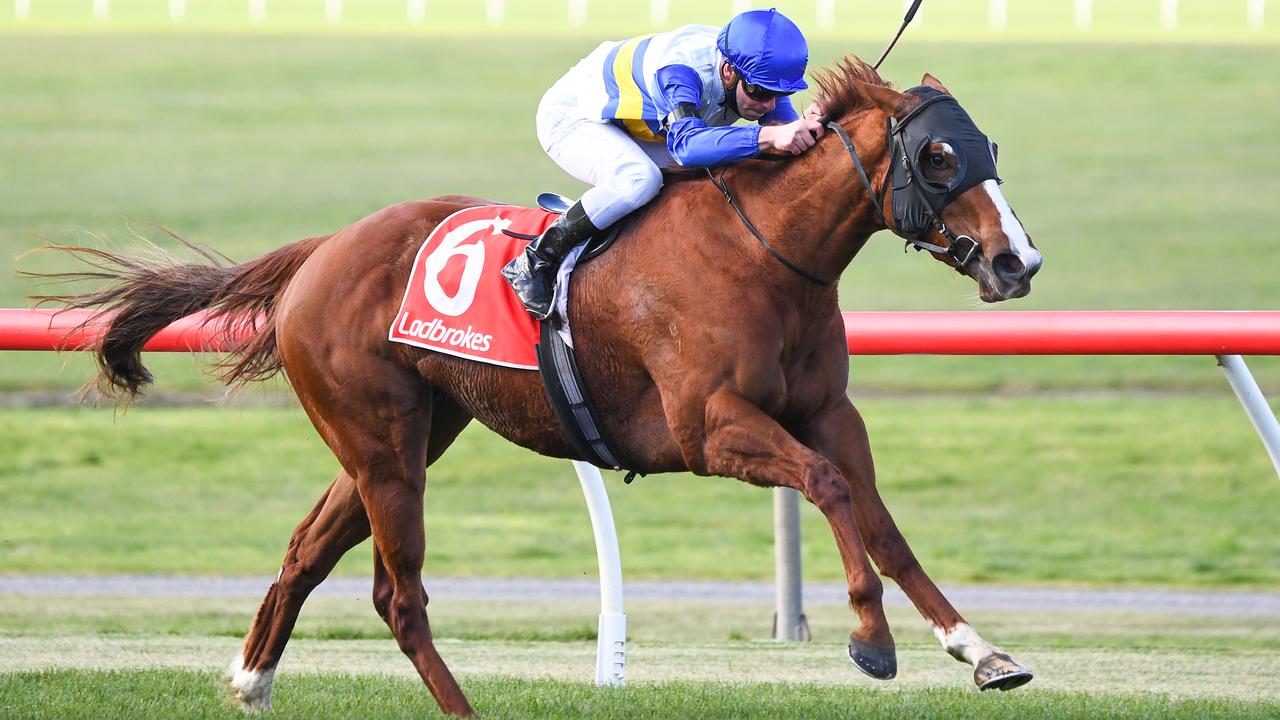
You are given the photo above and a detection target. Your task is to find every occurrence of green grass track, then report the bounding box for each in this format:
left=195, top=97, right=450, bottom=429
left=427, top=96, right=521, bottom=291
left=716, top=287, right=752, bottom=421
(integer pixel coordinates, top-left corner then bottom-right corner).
left=3, top=593, right=1278, bottom=716
left=3, top=399, right=1278, bottom=587
left=3, top=669, right=1277, bottom=720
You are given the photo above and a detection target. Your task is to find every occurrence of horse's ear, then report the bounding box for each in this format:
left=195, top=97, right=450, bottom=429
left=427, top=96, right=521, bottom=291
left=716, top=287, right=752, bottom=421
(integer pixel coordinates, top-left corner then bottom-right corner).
left=850, top=79, right=906, bottom=116
left=920, top=73, right=952, bottom=95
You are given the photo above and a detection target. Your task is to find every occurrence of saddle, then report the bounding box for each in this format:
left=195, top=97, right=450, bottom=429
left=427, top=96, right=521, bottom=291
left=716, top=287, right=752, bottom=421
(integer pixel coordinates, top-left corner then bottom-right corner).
left=507, top=192, right=624, bottom=262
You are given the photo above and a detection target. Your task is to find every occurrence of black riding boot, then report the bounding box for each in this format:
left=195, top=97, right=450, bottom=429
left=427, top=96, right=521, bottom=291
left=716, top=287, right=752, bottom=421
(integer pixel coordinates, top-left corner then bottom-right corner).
left=501, top=201, right=599, bottom=320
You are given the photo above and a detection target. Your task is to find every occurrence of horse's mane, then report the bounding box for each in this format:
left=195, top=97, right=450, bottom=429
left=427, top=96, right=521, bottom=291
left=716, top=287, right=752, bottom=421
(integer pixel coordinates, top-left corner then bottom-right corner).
left=812, top=55, right=892, bottom=120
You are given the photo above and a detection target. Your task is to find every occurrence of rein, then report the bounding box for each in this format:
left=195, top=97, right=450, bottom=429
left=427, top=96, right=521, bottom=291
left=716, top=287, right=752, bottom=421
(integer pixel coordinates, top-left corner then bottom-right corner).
left=708, top=105, right=978, bottom=287
left=705, top=167, right=837, bottom=288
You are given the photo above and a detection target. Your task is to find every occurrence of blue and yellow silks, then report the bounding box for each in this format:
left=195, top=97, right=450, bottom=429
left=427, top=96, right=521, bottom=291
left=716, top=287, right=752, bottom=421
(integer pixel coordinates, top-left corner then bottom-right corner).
left=600, top=35, right=666, bottom=142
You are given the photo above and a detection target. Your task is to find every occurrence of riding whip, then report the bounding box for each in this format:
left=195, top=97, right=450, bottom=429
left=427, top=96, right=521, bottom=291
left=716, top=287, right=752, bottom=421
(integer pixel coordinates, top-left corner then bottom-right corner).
left=872, top=0, right=924, bottom=70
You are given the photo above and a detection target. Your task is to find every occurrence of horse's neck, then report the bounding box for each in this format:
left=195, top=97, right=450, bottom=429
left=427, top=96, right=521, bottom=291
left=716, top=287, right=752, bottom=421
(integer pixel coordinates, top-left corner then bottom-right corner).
left=720, top=119, right=889, bottom=280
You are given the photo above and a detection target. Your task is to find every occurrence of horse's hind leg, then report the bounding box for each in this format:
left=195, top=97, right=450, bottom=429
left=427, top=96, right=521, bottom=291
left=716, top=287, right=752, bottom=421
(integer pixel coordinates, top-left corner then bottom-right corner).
left=370, top=392, right=473, bottom=633
left=351, top=425, right=474, bottom=714
left=230, top=393, right=472, bottom=711
left=802, top=400, right=1033, bottom=691
left=228, top=470, right=371, bottom=710
left=286, top=352, right=473, bottom=716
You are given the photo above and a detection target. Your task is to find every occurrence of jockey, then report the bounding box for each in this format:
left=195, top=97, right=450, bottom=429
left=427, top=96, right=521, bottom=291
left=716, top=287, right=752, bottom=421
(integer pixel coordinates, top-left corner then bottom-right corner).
left=503, top=8, right=826, bottom=319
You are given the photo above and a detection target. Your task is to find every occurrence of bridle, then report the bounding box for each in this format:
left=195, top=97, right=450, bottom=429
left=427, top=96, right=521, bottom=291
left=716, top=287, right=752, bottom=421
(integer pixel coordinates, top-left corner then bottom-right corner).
left=827, top=92, right=984, bottom=274
left=708, top=0, right=997, bottom=285
left=710, top=88, right=989, bottom=287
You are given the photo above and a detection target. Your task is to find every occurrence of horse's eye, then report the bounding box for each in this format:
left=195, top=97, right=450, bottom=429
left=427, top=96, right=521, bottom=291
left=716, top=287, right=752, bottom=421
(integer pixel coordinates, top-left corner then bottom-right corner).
left=918, top=143, right=956, bottom=187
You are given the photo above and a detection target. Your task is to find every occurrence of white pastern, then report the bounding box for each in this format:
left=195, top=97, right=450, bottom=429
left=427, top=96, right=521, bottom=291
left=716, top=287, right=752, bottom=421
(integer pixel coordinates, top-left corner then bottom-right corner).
left=980, top=180, right=1041, bottom=270
left=227, top=654, right=276, bottom=711
left=932, top=622, right=1003, bottom=666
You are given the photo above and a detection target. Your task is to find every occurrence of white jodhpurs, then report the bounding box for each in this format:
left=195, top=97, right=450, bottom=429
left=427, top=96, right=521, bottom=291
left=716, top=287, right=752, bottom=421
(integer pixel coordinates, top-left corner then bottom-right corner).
left=536, top=78, right=666, bottom=230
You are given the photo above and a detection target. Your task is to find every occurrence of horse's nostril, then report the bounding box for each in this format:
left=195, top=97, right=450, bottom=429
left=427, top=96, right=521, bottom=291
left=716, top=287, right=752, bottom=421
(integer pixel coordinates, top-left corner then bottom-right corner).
left=992, top=253, right=1024, bottom=280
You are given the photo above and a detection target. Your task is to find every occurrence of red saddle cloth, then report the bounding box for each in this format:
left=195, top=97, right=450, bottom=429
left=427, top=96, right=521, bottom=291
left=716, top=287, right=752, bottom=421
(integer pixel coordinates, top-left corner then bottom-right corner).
left=388, top=204, right=556, bottom=370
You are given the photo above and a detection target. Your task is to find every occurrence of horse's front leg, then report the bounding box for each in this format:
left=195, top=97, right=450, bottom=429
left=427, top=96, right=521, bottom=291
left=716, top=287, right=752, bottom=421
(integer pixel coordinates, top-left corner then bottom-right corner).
left=692, top=388, right=897, bottom=679
left=800, top=399, right=1034, bottom=691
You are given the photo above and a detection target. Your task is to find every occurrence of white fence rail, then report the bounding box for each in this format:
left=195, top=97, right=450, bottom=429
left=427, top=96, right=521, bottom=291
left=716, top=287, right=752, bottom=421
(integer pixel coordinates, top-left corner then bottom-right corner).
left=10, top=1, right=1270, bottom=32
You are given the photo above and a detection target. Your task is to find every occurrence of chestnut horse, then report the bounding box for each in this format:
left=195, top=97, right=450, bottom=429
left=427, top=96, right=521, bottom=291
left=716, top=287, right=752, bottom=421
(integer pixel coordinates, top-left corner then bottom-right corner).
left=45, top=59, right=1041, bottom=716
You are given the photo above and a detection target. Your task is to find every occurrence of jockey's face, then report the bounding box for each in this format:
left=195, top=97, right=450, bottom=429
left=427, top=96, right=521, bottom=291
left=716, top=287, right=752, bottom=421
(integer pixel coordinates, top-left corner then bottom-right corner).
left=735, top=81, right=778, bottom=121
left=720, top=63, right=778, bottom=121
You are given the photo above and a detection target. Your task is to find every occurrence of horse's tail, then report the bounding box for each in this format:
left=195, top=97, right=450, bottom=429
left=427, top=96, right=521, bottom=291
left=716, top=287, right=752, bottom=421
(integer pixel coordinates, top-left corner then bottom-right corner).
left=28, top=231, right=330, bottom=400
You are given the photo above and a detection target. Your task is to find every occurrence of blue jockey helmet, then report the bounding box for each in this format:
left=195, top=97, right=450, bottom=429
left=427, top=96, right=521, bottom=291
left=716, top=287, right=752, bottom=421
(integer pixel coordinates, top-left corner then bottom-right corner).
left=717, top=8, right=809, bottom=93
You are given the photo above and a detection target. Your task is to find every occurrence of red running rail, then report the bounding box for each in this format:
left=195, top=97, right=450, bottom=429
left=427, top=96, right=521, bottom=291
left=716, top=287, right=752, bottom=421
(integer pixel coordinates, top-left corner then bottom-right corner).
left=0, top=309, right=250, bottom=352
left=841, top=311, right=1280, bottom=355
left=3, top=308, right=1280, bottom=356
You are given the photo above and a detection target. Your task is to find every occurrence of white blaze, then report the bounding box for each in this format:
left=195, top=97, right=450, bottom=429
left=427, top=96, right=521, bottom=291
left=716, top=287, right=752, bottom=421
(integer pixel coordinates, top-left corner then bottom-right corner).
left=979, top=179, right=1041, bottom=270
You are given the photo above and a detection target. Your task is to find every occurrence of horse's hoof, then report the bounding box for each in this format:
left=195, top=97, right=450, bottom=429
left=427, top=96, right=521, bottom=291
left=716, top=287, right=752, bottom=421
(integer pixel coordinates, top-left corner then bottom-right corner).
left=848, top=638, right=897, bottom=680
left=225, top=655, right=276, bottom=711
left=975, top=652, right=1033, bottom=691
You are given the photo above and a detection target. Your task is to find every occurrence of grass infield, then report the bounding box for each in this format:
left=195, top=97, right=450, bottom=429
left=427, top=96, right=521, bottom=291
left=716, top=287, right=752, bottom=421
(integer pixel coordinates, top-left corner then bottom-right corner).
left=2, top=400, right=1278, bottom=587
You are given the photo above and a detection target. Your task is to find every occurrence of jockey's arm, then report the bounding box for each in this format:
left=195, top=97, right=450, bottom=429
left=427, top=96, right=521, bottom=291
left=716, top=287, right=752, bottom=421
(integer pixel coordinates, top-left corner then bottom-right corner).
left=657, top=63, right=761, bottom=167
left=658, top=64, right=824, bottom=165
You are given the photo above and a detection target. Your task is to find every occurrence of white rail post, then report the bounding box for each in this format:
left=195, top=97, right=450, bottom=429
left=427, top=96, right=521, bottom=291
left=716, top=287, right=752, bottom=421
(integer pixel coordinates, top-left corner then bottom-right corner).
left=93, top=0, right=109, bottom=21
left=486, top=0, right=504, bottom=25
left=249, top=0, right=266, bottom=24
left=407, top=0, right=425, bottom=24
left=650, top=0, right=668, bottom=26
left=1161, top=0, right=1179, bottom=31
left=773, top=487, right=809, bottom=641
left=325, top=0, right=342, bottom=24
left=1248, top=0, right=1266, bottom=30
left=572, top=461, right=626, bottom=687
left=1075, top=0, right=1093, bottom=31
left=15, top=0, right=31, bottom=21
left=989, top=0, right=1008, bottom=31
left=816, top=0, right=835, bottom=30
left=1217, top=355, right=1280, bottom=480
left=568, top=0, right=587, bottom=28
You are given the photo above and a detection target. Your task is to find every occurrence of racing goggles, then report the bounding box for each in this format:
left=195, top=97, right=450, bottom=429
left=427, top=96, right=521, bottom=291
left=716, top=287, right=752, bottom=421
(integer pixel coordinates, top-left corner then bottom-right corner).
left=739, top=78, right=791, bottom=102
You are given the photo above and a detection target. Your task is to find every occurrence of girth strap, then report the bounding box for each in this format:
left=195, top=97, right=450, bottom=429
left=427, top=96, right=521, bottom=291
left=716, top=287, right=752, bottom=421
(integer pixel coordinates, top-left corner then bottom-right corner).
left=536, top=320, right=643, bottom=482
